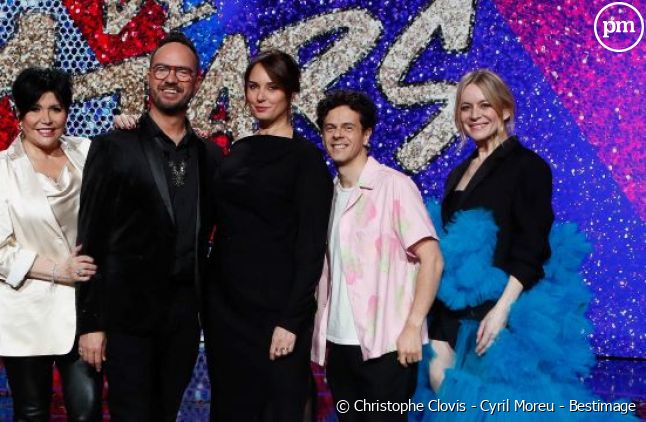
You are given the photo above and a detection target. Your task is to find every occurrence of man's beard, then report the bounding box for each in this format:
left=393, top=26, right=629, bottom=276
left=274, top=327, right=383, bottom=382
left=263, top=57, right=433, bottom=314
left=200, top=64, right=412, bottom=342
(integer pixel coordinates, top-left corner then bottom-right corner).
left=150, top=84, right=192, bottom=114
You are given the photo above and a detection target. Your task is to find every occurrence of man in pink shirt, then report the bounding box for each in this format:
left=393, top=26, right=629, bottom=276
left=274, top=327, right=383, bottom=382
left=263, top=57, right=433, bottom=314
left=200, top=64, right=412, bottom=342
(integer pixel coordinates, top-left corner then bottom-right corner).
left=312, top=91, right=444, bottom=421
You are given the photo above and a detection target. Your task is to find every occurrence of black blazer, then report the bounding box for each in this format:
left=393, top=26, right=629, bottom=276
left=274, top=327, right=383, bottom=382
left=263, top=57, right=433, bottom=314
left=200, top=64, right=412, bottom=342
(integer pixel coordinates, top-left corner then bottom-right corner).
left=76, top=116, right=222, bottom=335
left=442, top=136, right=554, bottom=290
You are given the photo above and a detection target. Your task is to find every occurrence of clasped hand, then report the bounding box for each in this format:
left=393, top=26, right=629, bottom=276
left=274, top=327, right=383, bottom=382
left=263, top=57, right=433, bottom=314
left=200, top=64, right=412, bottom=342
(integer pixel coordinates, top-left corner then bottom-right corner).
left=269, top=326, right=296, bottom=360
left=58, top=245, right=97, bottom=283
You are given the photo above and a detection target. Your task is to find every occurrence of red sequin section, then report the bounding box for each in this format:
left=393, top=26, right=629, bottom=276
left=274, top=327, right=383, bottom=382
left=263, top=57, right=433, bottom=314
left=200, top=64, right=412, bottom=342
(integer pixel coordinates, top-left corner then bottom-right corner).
left=0, top=97, right=20, bottom=151
left=62, top=0, right=166, bottom=64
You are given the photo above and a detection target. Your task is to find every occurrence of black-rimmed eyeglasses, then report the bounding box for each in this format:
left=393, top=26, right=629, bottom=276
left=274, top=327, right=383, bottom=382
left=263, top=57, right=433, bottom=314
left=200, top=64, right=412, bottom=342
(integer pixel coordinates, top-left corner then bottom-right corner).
left=150, top=64, right=195, bottom=82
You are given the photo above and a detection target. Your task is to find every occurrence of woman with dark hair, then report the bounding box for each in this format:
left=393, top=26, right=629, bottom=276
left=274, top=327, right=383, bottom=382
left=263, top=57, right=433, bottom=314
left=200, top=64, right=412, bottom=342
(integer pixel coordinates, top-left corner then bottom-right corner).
left=0, top=67, right=102, bottom=421
left=202, top=50, right=333, bottom=421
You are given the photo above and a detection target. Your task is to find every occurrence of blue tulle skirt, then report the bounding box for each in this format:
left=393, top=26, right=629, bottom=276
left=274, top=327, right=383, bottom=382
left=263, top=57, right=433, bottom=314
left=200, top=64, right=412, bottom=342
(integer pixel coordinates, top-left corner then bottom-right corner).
left=410, top=204, right=636, bottom=421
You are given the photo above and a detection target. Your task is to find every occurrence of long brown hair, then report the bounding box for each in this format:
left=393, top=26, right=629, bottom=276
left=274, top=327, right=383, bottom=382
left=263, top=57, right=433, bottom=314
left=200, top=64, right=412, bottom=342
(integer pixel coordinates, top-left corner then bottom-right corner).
left=244, top=49, right=301, bottom=101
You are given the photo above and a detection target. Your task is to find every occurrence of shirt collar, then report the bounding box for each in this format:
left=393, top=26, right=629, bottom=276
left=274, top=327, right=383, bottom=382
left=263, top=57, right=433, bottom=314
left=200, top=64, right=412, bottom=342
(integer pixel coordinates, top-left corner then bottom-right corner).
left=333, top=156, right=382, bottom=190
left=141, top=113, right=196, bottom=149
left=356, top=156, right=382, bottom=190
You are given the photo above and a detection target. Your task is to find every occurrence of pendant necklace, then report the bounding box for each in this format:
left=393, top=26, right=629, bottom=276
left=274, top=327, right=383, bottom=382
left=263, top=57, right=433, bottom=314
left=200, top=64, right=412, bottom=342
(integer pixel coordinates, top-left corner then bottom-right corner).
left=168, top=159, right=187, bottom=187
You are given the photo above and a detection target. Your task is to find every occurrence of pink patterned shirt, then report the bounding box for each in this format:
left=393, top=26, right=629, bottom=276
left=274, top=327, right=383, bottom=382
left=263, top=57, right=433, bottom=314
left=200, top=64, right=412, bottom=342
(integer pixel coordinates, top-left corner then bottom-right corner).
left=312, top=157, right=438, bottom=364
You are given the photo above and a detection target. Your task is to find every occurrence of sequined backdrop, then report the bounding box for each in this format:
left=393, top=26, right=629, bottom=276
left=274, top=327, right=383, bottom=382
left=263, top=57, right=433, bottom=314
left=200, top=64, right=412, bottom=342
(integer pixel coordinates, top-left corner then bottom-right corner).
left=0, top=0, right=644, bottom=358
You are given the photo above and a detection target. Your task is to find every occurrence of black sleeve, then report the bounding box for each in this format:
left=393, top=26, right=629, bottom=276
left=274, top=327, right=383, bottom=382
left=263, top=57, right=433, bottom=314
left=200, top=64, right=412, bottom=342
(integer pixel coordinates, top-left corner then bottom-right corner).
left=278, top=144, right=333, bottom=334
left=76, top=136, right=114, bottom=334
left=201, top=140, right=224, bottom=233
left=506, top=154, right=554, bottom=290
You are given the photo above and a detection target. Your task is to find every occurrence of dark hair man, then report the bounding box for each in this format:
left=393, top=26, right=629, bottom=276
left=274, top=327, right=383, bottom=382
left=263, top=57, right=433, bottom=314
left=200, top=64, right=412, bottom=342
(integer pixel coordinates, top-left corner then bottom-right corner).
left=312, top=90, right=444, bottom=422
left=76, top=32, right=222, bottom=421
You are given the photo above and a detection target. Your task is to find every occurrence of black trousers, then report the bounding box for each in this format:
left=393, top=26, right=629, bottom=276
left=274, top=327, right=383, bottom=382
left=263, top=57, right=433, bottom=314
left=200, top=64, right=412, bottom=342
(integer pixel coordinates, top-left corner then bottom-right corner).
left=2, top=341, right=103, bottom=422
left=105, top=285, right=201, bottom=422
left=326, top=343, right=418, bottom=422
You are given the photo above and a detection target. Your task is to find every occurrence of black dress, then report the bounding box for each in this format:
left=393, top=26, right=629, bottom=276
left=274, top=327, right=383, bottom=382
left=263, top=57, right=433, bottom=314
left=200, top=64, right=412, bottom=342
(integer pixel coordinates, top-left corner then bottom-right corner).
left=429, top=136, right=554, bottom=347
left=203, top=134, right=333, bottom=422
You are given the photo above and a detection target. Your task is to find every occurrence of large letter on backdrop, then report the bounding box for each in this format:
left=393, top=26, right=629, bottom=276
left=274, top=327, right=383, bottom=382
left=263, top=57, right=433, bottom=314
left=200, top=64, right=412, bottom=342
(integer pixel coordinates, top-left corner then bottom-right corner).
left=0, top=13, right=56, bottom=92
left=379, top=0, right=474, bottom=171
left=73, top=57, right=149, bottom=114
left=190, top=34, right=251, bottom=137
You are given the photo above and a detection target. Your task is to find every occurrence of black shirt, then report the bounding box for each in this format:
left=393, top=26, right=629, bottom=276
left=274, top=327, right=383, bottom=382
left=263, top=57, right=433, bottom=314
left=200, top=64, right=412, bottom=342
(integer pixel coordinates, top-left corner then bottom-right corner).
left=144, top=115, right=199, bottom=284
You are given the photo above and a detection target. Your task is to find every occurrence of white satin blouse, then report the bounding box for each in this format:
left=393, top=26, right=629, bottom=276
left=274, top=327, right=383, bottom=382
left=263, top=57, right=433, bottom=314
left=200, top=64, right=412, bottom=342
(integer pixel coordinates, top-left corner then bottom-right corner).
left=0, top=135, right=90, bottom=356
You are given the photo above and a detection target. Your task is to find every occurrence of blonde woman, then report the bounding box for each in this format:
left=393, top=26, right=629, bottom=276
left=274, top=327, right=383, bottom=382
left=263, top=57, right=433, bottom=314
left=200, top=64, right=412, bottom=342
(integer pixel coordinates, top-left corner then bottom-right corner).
left=428, top=69, right=554, bottom=389
left=419, top=70, right=629, bottom=421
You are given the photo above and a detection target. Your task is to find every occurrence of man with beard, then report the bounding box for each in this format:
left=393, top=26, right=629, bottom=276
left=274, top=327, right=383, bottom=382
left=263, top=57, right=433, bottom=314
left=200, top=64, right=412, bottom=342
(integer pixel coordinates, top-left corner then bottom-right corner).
left=76, top=32, right=222, bottom=421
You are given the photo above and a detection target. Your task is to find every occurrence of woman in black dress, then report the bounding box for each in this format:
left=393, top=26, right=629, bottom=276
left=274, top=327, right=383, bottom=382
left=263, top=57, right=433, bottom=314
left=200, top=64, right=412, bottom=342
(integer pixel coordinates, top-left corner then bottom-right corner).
left=203, top=50, right=333, bottom=422
left=427, top=69, right=554, bottom=391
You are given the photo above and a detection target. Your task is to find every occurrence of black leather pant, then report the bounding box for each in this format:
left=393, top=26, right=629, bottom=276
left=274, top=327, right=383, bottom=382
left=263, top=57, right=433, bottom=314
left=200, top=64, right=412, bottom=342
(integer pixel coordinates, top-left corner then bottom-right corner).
left=2, top=343, right=103, bottom=422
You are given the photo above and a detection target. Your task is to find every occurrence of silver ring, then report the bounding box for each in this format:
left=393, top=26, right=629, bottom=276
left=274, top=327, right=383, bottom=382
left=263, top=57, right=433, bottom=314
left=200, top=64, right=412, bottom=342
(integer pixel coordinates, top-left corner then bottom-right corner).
left=76, top=269, right=83, bottom=276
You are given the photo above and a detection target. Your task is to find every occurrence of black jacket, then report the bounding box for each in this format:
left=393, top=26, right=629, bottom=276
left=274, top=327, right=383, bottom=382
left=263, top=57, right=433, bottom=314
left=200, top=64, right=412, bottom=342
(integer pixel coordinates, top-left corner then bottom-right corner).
left=76, top=116, right=222, bottom=335
left=442, top=136, right=554, bottom=289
